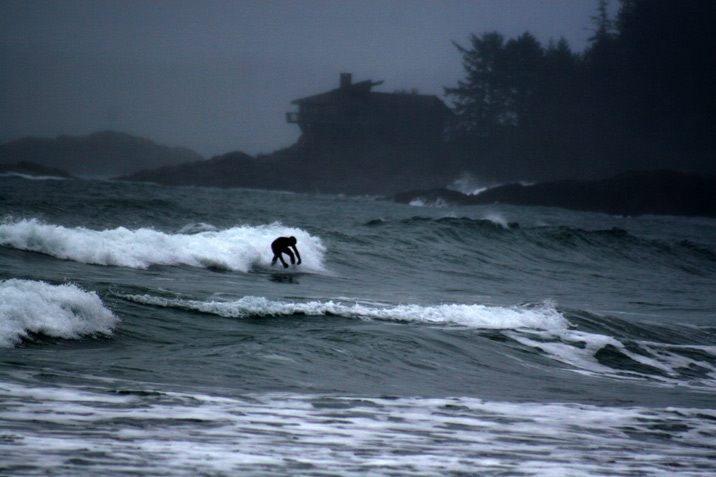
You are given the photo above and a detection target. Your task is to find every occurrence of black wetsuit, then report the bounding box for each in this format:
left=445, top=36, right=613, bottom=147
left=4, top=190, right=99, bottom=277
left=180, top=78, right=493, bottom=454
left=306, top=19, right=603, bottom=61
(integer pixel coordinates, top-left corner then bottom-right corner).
left=271, top=236, right=301, bottom=268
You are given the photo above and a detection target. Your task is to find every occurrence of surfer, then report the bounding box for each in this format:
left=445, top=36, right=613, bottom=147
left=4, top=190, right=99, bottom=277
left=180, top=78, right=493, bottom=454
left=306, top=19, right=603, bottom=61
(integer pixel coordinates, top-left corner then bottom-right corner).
left=271, top=236, right=301, bottom=268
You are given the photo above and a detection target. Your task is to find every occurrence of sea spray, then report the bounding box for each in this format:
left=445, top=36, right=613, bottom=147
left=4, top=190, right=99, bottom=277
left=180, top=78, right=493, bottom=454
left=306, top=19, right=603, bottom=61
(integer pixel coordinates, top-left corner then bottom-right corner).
left=448, top=171, right=495, bottom=195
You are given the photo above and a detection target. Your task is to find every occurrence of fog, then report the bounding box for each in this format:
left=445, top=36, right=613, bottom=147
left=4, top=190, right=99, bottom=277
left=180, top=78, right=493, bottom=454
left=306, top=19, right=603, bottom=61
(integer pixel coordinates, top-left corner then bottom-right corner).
left=1, top=0, right=607, bottom=157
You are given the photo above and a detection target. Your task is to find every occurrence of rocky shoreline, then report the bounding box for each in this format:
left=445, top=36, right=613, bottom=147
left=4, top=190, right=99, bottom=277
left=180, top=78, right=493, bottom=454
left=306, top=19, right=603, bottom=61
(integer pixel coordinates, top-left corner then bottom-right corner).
left=3, top=132, right=714, bottom=218
left=388, top=171, right=716, bottom=218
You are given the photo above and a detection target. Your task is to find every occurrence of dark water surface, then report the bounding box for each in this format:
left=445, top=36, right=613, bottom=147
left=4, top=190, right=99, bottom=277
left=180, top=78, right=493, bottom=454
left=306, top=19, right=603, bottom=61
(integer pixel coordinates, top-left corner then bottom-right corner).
left=2, top=175, right=715, bottom=475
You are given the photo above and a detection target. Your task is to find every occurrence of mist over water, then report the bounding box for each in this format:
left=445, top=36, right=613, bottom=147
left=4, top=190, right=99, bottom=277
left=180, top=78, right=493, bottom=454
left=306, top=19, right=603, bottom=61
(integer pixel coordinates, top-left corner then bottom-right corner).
left=1, top=175, right=715, bottom=475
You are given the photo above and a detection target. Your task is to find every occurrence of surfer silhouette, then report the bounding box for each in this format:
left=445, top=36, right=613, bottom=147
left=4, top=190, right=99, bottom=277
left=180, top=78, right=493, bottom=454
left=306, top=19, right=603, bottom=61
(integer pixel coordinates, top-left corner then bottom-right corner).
left=271, top=236, right=301, bottom=268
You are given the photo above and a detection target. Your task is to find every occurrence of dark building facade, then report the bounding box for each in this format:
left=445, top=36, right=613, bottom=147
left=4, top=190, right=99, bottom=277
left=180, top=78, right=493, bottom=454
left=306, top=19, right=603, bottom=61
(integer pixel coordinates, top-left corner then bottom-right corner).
left=287, top=73, right=451, bottom=143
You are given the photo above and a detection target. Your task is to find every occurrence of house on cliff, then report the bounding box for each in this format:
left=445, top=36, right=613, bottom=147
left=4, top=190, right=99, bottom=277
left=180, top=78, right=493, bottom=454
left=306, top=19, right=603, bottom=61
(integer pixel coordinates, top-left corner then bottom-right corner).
left=286, top=73, right=451, bottom=144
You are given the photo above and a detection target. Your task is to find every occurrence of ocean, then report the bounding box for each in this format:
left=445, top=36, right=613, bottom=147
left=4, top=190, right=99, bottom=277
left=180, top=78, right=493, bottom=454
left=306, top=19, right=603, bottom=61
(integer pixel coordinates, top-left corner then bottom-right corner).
left=1, top=174, right=715, bottom=475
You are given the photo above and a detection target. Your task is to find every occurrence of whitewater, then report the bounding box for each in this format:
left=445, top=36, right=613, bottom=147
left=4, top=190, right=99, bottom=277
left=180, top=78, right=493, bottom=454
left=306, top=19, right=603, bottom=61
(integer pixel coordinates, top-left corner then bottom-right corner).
left=1, top=175, right=715, bottom=475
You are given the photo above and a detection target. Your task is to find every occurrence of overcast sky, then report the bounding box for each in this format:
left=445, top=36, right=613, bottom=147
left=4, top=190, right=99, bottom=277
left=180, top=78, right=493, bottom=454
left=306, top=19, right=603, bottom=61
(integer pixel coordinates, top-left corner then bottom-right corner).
left=0, top=0, right=614, bottom=157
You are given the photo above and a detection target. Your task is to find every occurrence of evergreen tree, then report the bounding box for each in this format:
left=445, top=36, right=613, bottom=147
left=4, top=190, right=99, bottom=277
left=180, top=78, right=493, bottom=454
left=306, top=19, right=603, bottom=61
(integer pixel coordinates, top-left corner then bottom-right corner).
left=589, top=0, right=614, bottom=43
left=611, top=0, right=716, bottom=169
left=500, top=32, right=545, bottom=128
left=444, top=32, right=508, bottom=138
left=444, top=0, right=716, bottom=180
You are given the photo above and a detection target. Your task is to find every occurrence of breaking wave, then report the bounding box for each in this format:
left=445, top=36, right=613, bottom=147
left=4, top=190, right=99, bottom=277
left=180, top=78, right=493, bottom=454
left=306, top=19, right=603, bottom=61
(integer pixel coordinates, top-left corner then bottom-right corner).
left=116, top=293, right=567, bottom=330
left=0, top=279, right=119, bottom=347
left=116, top=292, right=716, bottom=389
left=0, top=218, right=326, bottom=272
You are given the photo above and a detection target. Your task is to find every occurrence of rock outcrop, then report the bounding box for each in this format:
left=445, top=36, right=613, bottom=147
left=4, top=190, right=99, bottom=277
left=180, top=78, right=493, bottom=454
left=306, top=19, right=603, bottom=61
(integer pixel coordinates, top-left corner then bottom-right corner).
left=389, top=171, right=716, bottom=218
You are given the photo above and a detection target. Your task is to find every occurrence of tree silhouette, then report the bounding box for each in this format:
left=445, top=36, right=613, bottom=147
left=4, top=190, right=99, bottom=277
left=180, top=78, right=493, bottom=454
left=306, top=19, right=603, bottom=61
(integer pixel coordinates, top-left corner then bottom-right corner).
left=444, top=0, right=716, bottom=181
left=444, top=32, right=508, bottom=138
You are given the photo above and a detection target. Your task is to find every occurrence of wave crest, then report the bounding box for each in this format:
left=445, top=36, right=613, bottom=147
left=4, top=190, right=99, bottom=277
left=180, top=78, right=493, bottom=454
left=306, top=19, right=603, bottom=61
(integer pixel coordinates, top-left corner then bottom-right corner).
left=0, top=218, right=326, bottom=272
left=117, top=293, right=568, bottom=330
left=0, top=279, right=119, bottom=347
left=116, top=292, right=716, bottom=388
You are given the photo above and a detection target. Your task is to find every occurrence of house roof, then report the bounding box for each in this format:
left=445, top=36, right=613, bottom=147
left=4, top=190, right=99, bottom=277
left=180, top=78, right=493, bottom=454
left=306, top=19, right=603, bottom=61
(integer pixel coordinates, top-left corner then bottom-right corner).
left=290, top=80, right=383, bottom=105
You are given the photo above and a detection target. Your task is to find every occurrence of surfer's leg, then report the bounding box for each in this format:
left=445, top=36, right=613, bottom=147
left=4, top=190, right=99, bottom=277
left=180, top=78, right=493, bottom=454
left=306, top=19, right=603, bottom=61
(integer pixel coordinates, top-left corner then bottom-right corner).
left=278, top=253, right=289, bottom=268
left=285, top=249, right=295, bottom=265
left=271, top=243, right=281, bottom=266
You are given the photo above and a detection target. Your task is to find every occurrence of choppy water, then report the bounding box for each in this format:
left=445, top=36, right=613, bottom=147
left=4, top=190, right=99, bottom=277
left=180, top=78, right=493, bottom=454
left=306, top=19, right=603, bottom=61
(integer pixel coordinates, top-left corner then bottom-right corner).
left=1, top=175, right=715, bottom=475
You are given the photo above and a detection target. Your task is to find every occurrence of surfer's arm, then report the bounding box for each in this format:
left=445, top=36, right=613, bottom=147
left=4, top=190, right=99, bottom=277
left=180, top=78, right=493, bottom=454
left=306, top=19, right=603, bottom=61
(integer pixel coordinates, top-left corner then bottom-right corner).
left=292, top=245, right=301, bottom=264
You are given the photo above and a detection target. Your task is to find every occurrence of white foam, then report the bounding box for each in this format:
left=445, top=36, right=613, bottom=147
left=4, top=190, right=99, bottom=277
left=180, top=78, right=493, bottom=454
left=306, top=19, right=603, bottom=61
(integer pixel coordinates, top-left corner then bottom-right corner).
left=483, top=212, right=509, bottom=228
left=508, top=327, right=716, bottom=389
left=0, top=172, right=69, bottom=181
left=0, top=218, right=325, bottom=272
left=115, top=288, right=716, bottom=388
left=118, top=294, right=568, bottom=330
left=0, top=279, right=119, bottom=347
left=121, top=289, right=716, bottom=388
left=2, top=382, right=715, bottom=475
left=408, top=197, right=451, bottom=208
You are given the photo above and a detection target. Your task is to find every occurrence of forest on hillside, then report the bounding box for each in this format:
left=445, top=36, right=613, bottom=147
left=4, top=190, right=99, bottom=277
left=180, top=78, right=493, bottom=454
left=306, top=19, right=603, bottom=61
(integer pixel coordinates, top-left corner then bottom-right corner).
left=444, top=0, right=715, bottom=182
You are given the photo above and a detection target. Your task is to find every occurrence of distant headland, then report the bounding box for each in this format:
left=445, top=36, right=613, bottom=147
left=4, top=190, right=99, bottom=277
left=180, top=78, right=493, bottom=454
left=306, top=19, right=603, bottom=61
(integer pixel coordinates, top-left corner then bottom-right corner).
left=0, top=131, right=203, bottom=178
